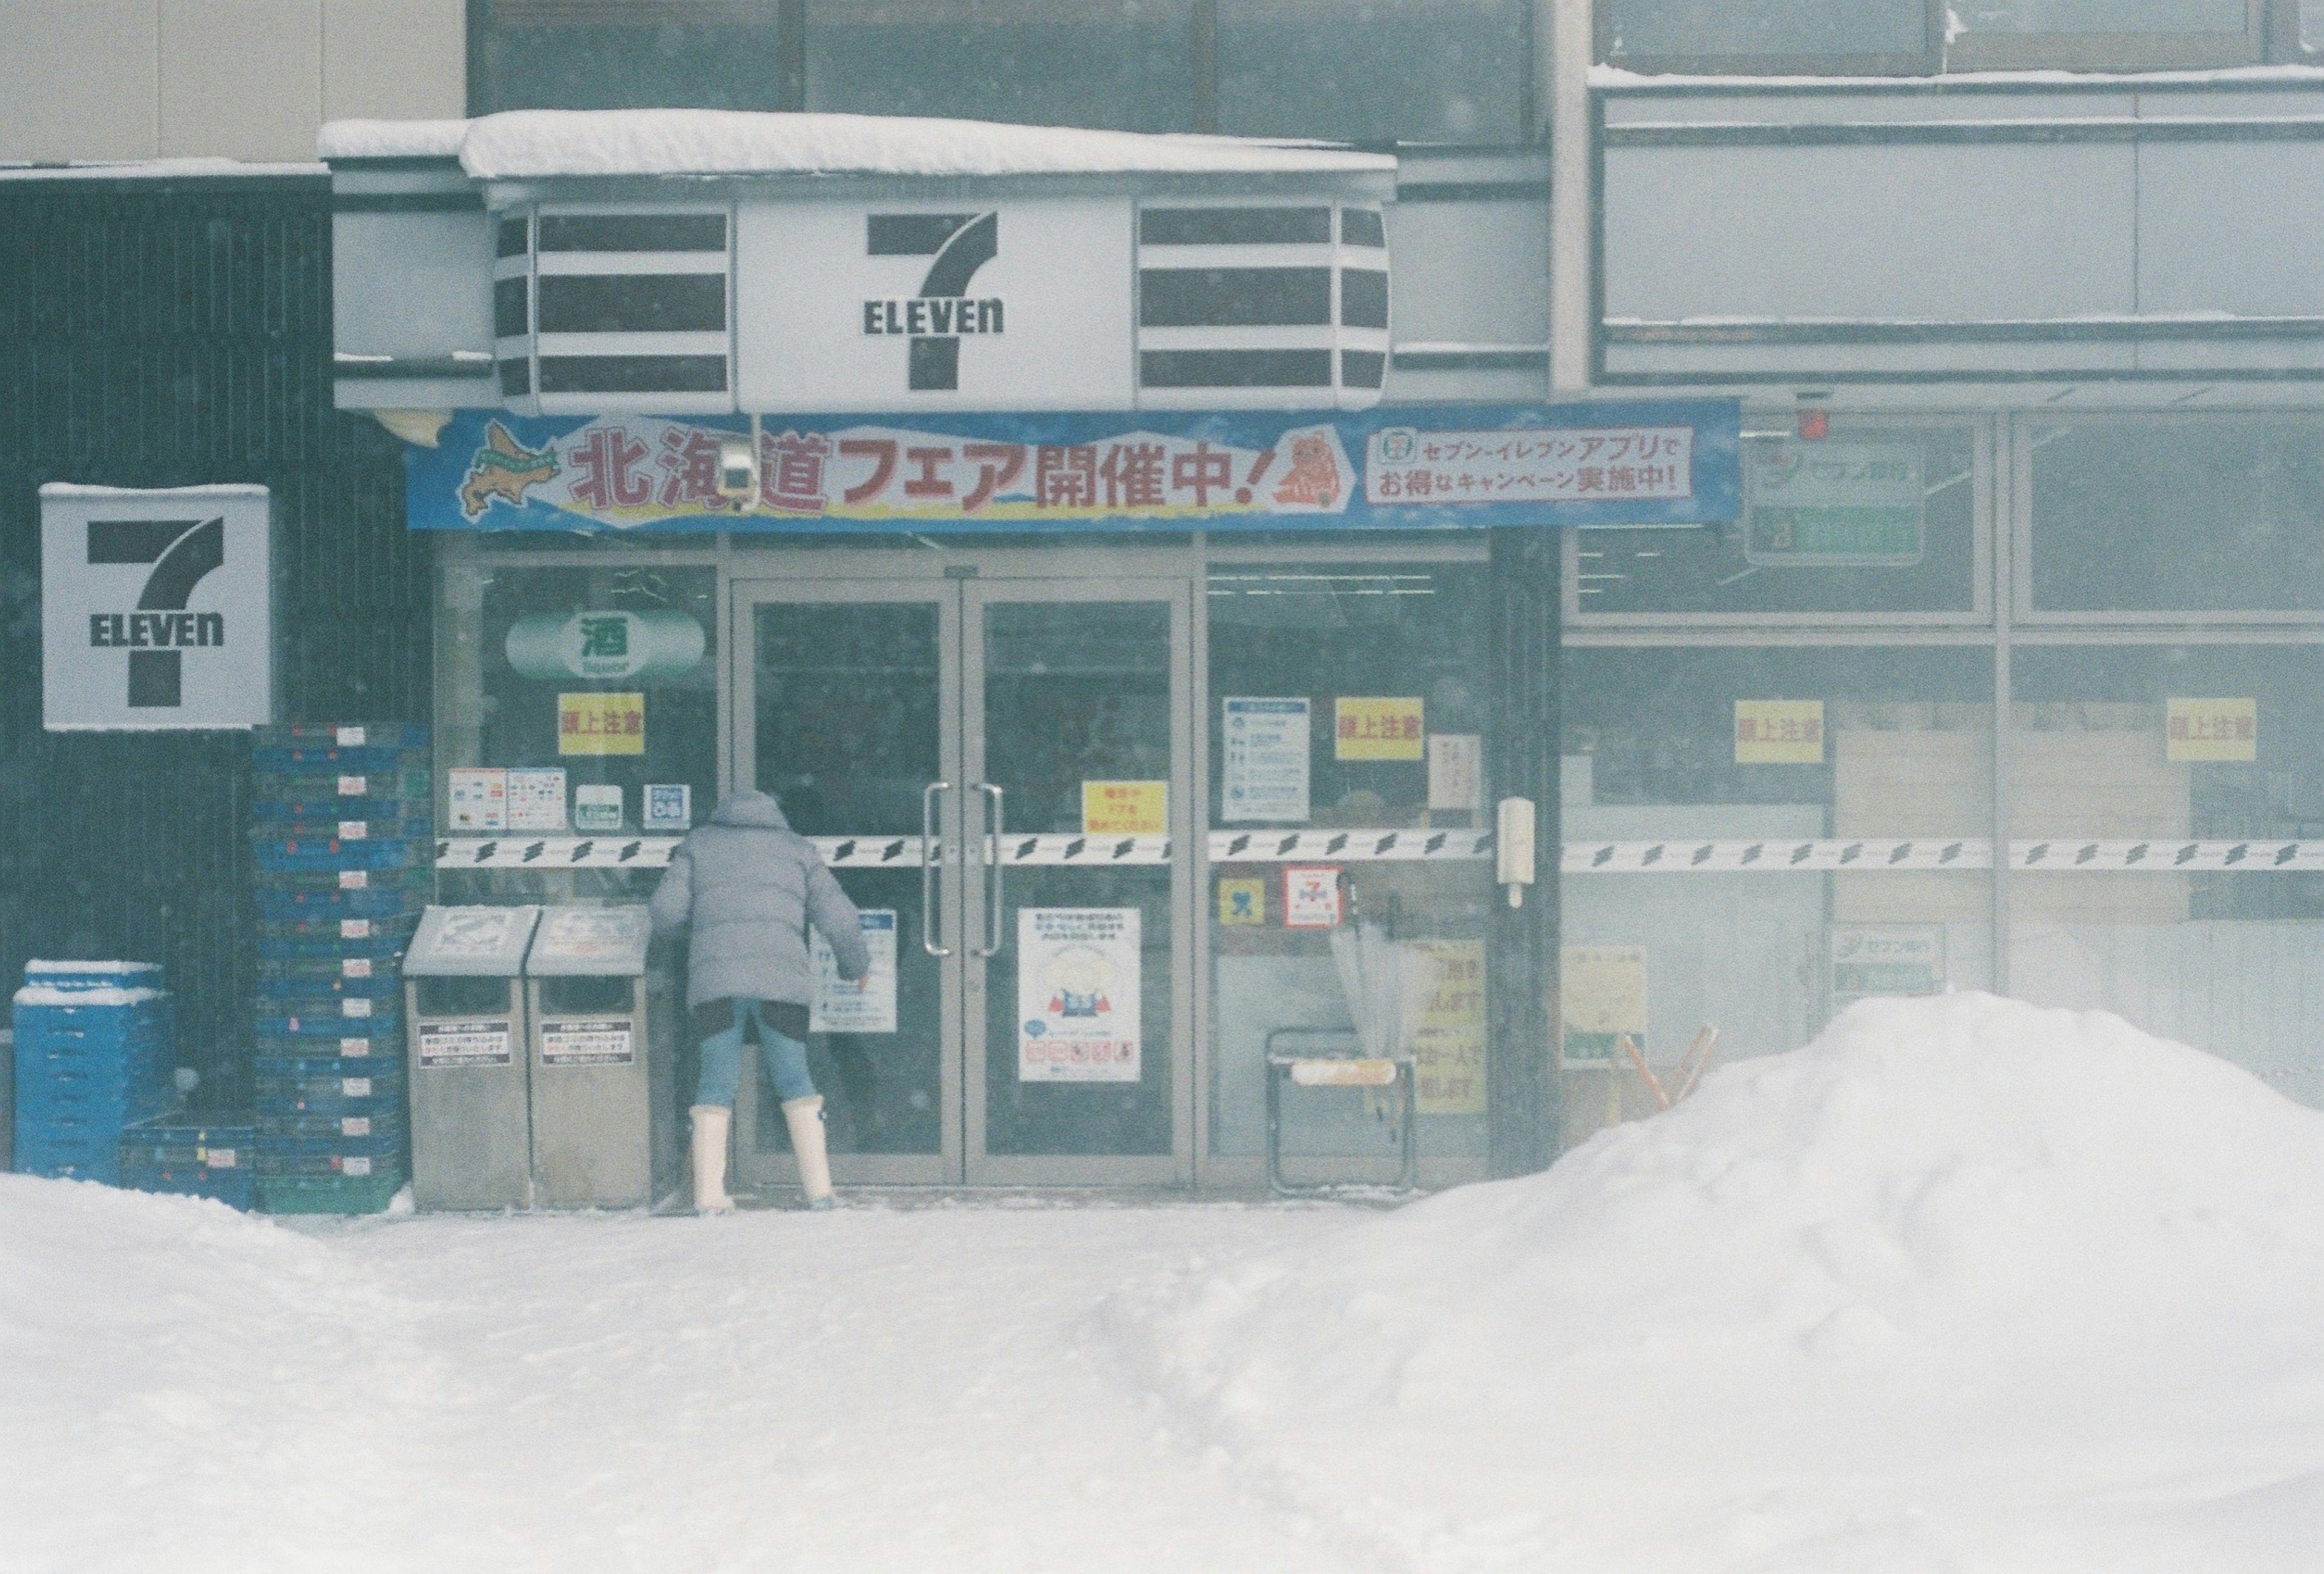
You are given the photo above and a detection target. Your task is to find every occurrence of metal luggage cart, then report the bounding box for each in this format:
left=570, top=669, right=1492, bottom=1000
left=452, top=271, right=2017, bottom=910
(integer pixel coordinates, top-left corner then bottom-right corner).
left=1263, top=1026, right=1418, bottom=1198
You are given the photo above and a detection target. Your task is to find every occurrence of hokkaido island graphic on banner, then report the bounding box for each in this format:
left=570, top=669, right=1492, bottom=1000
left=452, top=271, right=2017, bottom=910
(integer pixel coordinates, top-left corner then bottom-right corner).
left=408, top=402, right=1741, bottom=534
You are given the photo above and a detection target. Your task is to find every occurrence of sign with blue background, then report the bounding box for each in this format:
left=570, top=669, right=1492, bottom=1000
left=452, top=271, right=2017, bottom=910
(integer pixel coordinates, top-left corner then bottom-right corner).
left=409, top=401, right=1739, bottom=534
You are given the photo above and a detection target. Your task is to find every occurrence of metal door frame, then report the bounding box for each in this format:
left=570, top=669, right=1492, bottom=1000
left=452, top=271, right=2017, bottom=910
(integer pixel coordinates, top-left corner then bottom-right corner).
left=729, top=577, right=964, bottom=1187
left=960, top=574, right=1198, bottom=1187
left=728, top=564, right=1197, bottom=1189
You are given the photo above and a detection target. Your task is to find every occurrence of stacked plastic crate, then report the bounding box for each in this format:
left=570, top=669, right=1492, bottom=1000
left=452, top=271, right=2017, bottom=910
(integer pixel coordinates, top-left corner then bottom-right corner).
left=12, top=960, right=174, bottom=1182
left=119, top=1110, right=257, bottom=1209
left=251, top=723, right=431, bottom=1215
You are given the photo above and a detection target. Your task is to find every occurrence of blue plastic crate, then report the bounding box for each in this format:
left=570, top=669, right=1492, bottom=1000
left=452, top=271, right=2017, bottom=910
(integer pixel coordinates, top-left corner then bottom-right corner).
left=17, top=1123, right=126, bottom=1182
left=255, top=971, right=402, bottom=1003
left=257, top=723, right=428, bottom=750
left=22, top=960, right=164, bottom=993
left=254, top=1072, right=399, bottom=1100
left=258, top=886, right=429, bottom=922
left=255, top=1147, right=404, bottom=1179
left=251, top=812, right=431, bottom=844
left=120, top=1167, right=257, bottom=1210
left=254, top=743, right=428, bottom=775
left=256, top=1005, right=402, bottom=1039
left=258, top=950, right=399, bottom=982
left=255, top=1033, right=397, bottom=1065
left=254, top=837, right=433, bottom=873
left=255, top=913, right=419, bottom=959
left=120, top=1112, right=253, bottom=1167
left=258, top=1109, right=404, bottom=1143
left=254, top=767, right=431, bottom=804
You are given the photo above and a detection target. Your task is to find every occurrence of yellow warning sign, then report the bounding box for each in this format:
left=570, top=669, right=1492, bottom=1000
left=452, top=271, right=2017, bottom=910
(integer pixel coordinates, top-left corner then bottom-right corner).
left=1735, top=699, right=1824, bottom=764
left=1216, top=877, right=1266, bottom=926
left=1409, top=939, right=1486, bottom=1115
left=1335, top=696, right=1425, bottom=761
left=2166, top=697, right=2256, bottom=762
left=1082, top=779, right=1167, bottom=835
left=558, top=692, right=645, bottom=756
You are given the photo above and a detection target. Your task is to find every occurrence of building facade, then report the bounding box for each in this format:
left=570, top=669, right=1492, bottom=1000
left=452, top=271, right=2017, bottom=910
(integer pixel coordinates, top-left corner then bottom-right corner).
left=10, top=1, right=2324, bottom=1194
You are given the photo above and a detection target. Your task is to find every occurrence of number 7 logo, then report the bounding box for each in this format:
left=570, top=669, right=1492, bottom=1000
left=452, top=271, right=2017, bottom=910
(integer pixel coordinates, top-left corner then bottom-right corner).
left=87, top=517, right=224, bottom=707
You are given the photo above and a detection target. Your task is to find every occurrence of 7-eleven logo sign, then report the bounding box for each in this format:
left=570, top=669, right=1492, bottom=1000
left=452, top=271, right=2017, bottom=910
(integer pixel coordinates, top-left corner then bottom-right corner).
left=42, top=487, right=272, bottom=730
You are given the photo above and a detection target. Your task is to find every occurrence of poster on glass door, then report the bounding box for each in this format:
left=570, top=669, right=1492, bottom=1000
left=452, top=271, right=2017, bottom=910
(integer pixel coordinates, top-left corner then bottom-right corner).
left=812, top=911, right=898, bottom=1034
left=1017, top=908, right=1140, bottom=1083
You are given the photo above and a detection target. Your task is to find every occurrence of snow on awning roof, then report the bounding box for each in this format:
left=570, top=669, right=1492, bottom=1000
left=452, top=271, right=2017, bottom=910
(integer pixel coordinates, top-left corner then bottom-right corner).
left=320, top=110, right=1396, bottom=181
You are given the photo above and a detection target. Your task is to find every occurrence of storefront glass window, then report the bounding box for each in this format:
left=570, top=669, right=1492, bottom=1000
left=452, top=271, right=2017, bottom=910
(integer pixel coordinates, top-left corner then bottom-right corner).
left=1217, top=0, right=1529, bottom=145
left=1206, top=564, right=1494, bottom=1169
left=435, top=560, right=720, bottom=902
left=1561, top=644, right=1994, bottom=1141
left=806, top=0, right=1196, bottom=133
left=2027, top=418, right=2324, bottom=614
left=1603, top=0, right=1928, bottom=64
left=1577, top=425, right=1979, bottom=618
left=472, top=1, right=790, bottom=114
left=1955, top=0, right=2248, bottom=33
left=2007, top=643, right=2324, bottom=1111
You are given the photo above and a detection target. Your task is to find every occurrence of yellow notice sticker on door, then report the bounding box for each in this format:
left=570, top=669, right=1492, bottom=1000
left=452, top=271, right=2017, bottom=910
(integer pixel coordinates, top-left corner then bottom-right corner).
left=2167, top=697, right=2257, bottom=762
left=1735, top=699, right=1824, bottom=764
left=1217, top=877, right=1266, bottom=926
left=1082, top=779, right=1167, bottom=835
left=1335, top=696, right=1424, bottom=760
left=559, top=692, right=645, bottom=756
left=1411, top=939, right=1486, bottom=1115
left=1560, top=945, right=1649, bottom=1067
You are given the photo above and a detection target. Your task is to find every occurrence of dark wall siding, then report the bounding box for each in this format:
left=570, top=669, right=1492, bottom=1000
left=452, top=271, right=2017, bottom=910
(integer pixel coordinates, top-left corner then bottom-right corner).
left=0, top=177, right=427, bottom=1107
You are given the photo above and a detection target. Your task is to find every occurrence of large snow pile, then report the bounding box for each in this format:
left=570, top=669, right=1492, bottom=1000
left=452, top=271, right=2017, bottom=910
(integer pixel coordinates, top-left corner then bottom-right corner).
left=1110, top=994, right=2324, bottom=1572
left=0, top=1178, right=459, bottom=1571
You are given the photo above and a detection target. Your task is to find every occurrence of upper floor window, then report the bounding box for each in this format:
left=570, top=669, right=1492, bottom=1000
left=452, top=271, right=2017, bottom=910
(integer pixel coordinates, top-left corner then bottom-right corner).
left=471, top=0, right=1532, bottom=143
left=1218, top=0, right=1531, bottom=145
left=806, top=0, right=1194, bottom=133
left=472, top=0, right=792, bottom=114
left=1600, top=0, right=2275, bottom=74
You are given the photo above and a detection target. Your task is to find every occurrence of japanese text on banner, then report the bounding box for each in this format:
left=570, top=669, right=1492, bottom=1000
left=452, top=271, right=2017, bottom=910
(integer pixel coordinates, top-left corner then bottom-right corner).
left=1365, top=425, right=1695, bottom=505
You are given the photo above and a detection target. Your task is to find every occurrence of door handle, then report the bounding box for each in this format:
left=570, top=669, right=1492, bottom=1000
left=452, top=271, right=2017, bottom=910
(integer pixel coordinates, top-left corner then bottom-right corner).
left=921, top=781, right=953, bottom=958
left=973, top=781, right=1005, bottom=959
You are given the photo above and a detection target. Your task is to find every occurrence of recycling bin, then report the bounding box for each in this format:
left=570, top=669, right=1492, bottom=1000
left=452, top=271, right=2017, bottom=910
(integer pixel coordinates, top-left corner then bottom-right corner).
left=523, top=905, right=655, bottom=1210
left=403, top=905, right=540, bottom=1210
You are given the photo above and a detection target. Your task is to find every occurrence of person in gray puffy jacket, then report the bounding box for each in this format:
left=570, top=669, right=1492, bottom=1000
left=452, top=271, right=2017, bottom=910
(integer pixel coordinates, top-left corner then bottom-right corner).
left=649, top=789, right=868, bottom=1213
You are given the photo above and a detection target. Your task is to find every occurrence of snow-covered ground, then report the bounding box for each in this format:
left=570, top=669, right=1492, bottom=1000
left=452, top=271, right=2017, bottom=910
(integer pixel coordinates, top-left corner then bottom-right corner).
left=7, top=993, right=2323, bottom=1573
left=0, top=1193, right=1356, bottom=1573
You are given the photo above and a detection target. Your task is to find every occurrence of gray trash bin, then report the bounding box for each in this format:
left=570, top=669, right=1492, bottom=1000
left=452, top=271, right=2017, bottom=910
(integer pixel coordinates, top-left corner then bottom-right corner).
left=404, top=905, right=540, bottom=1210
left=524, top=905, right=654, bottom=1210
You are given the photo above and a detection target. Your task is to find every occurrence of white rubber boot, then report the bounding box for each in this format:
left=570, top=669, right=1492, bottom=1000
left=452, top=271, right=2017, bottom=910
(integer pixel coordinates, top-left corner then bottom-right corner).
left=690, top=1104, right=734, bottom=1215
left=783, top=1095, right=835, bottom=1210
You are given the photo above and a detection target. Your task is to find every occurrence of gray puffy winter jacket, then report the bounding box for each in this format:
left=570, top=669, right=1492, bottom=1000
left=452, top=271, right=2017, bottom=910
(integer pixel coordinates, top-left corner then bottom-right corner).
left=648, top=790, right=870, bottom=1010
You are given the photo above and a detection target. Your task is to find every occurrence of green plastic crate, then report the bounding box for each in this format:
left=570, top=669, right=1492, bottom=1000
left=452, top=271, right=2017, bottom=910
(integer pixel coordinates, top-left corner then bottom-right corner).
left=256, top=1171, right=406, bottom=1215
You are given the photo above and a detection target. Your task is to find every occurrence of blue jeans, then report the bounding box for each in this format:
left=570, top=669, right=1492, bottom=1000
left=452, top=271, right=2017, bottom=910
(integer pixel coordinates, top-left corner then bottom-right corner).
left=695, top=999, right=816, bottom=1109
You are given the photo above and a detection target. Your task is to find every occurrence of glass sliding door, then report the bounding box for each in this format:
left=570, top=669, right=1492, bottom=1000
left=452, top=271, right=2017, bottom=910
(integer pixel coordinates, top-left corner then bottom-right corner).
left=733, top=571, right=1194, bottom=1188
left=963, top=585, right=1194, bottom=1185
left=733, top=583, right=961, bottom=1187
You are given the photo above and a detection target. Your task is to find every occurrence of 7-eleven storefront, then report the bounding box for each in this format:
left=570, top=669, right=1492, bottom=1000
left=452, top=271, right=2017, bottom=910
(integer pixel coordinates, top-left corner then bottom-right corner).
left=332, top=115, right=1736, bottom=1191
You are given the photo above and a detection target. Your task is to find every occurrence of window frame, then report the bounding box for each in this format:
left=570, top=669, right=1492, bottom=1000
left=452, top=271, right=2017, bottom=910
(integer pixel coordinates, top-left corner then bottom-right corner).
left=1946, top=0, right=2268, bottom=71
left=2011, top=410, right=2324, bottom=630
left=1595, top=0, right=2274, bottom=77
left=1594, top=0, right=1944, bottom=78
left=1564, top=415, right=1994, bottom=633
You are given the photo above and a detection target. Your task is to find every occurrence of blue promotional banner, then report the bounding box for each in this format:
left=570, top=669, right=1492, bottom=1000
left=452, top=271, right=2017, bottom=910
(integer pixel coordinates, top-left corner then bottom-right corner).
left=408, top=401, right=1740, bottom=534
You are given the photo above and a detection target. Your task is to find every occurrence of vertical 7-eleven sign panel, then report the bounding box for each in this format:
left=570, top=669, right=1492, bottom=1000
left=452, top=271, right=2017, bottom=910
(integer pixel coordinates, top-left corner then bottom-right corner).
left=40, top=484, right=274, bottom=730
